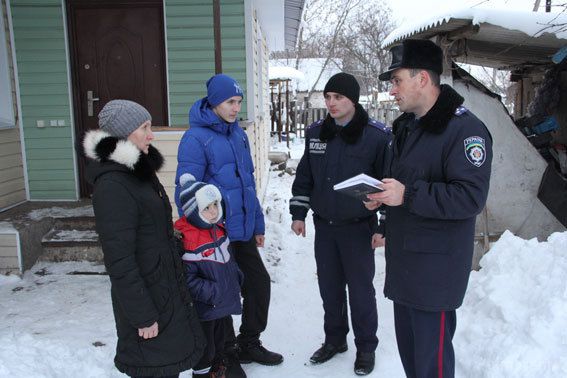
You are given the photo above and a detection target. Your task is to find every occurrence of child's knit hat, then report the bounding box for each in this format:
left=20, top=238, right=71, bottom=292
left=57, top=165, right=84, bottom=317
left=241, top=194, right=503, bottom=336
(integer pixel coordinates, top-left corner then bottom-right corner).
left=178, top=173, right=223, bottom=228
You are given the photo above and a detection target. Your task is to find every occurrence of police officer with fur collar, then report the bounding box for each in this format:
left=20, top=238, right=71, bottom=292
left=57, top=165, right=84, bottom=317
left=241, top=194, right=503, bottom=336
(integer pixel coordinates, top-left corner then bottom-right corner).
left=290, top=73, right=391, bottom=376
left=366, top=39, right=493, bottom=378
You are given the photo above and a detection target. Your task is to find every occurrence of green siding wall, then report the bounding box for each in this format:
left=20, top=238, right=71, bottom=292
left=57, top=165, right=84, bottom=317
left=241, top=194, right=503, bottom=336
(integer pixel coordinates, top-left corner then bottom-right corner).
left=10, top=0, right=76, bottom=200
left=165, top=0, right=247, bottom=126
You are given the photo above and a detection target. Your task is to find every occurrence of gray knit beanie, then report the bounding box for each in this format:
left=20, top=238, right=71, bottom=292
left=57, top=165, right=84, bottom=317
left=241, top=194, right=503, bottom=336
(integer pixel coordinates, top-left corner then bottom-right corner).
left=98, top=99, right=152, bottom=138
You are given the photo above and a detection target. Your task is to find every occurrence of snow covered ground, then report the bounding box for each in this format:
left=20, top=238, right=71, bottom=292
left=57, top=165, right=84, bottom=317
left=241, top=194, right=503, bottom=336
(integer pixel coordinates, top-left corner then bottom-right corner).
left=1, top=140, right=566, bottom=377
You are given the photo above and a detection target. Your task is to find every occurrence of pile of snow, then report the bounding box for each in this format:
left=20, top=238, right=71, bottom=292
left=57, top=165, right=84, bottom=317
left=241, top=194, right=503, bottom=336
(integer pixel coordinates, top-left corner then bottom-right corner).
left=1, top=140, right=566, bottom=377
left=456, top=230, right=567, bottom=377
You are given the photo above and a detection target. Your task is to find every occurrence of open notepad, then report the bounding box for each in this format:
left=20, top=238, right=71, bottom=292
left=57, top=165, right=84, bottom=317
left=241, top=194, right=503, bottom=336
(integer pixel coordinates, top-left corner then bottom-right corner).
left=333, top=173, right=384, bottom=201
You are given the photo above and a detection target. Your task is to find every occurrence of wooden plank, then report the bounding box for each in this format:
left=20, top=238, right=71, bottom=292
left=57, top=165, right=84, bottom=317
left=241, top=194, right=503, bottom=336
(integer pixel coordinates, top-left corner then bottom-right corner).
left=1, top=155, right=22, bottom=169
left=26, top=158, right=73, bottom=171
left=25, top=148, right=74, bottom=160
left=0, top=180, right=26, bottom=197
left=0, top=128, right=21, bottom=143
left=27, top=180, right=75, bottom=191
left=11, top=1, right=75, bottom=202
left=152, top=139, right=181, bottom=154
left=0, top=166, right=25, bottom=184
left=29, top=190, right=76, bottom=200
left=0, top=143, right=23, bottom=158
left=23, top=137, right=72, bottom=150
left=0, top=190, right=27, bottom=210
left=0, top=235, right=18, bottom=248
left=0, top=255, right=20, bottom=269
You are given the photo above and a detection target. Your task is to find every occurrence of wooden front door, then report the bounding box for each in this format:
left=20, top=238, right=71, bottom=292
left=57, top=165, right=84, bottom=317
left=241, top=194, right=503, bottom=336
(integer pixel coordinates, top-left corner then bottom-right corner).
left=67, top=0, right=168, bottom=197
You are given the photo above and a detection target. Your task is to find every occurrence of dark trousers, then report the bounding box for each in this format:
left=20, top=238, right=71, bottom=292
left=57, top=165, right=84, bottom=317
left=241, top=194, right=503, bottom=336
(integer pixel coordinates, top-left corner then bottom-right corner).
left=193, top=317, right=228, bottom=372
left=313, top=217, right=378, bottom=352
left=226, top=237, right=271, bottom=345
left=393, top=303, right=456, bottom=378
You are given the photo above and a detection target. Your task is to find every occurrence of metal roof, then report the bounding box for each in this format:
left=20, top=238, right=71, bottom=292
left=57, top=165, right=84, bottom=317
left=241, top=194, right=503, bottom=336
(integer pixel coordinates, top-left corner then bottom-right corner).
left=383, top=9, right=567, bottom=70
left=284, top=0, right=306, bottom=50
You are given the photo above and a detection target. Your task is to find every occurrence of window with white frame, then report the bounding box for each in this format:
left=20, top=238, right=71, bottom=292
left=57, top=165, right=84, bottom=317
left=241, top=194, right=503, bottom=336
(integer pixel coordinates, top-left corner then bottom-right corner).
left=0, top=4, right=15, bottom=129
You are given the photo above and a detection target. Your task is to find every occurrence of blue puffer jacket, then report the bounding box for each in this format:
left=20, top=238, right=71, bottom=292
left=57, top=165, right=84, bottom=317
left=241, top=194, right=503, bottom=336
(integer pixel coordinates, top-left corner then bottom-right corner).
left=175, top=98, right=265, bottom=242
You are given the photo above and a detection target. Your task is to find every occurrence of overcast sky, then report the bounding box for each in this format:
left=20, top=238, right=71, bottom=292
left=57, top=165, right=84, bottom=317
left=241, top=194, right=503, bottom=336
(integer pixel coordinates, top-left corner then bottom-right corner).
left=384, top=0, right=549, bottom=26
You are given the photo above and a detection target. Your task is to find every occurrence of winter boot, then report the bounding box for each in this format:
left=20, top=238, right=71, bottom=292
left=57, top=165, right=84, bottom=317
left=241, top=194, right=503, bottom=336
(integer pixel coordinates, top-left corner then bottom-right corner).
left=225, top=345, right=247, bottom=378
left=354, top=351, right=375, bottom=376
left=310, top=342, right=348, bottom=364
left=211, top=358, right=227, bottom=378
left=238, top=339, right=283, bottom=366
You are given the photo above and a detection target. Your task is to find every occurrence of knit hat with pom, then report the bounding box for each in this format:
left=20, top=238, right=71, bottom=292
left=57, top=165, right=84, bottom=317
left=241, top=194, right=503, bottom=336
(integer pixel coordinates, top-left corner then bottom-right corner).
left=178, top=173, right=223, bottom=228
left=206, top=74, right=244, bottom=107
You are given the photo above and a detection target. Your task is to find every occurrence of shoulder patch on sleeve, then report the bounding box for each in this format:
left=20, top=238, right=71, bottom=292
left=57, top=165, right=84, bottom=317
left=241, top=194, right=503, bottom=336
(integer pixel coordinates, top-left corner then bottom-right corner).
left=464, top=136, right=486, bottom=167
left=455, top=106, right=468, bottom=116
left=368, top=119, right=391, bottom=133
left=307, top=119, right=324, bottom=130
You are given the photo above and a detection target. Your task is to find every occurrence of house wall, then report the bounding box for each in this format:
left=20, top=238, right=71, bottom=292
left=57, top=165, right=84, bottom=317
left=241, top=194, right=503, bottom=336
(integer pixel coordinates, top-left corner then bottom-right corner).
left=0, top=230, right=20, bottom=275
left=7, top=0, right=264, bottom=203
left=0, top=0, right=26, bottom=211
left=243, top=1, right=270, bottom=196
left=454, top=79, right=565, bottom=241
left=9, top=0, right=76, bottom=201
left=165, top=0, right=247, bottom=126
left=151, top=130, right=184, bottom=219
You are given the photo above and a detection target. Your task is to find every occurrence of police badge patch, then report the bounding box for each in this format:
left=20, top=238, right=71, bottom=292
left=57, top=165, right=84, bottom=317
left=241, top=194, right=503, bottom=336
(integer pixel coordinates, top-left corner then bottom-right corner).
left=464, top=136, right=486, bottom=167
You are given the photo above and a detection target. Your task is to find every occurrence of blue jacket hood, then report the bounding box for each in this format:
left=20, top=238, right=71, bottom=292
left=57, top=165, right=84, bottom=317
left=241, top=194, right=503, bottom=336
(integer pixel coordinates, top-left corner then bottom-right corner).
left=189, top=97, right=238, bottom=135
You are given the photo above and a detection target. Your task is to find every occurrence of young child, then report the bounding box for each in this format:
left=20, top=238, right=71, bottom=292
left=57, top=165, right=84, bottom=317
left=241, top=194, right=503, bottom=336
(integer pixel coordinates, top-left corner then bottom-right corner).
left=174, top=173, right=243, bottom=378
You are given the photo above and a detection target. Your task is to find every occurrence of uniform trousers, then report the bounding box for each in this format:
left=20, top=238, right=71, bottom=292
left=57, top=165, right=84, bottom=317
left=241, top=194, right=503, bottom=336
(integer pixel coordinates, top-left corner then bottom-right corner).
left=394, top=302, right=456, bottom=378
left=313, top=216, right=378, bottom=352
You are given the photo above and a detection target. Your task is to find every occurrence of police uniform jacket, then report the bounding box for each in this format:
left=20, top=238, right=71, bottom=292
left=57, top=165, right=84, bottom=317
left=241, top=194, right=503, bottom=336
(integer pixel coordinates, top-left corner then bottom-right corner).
left=290, top=104, right=391, bottom=227
left=384, top=85, right=493, bottom=312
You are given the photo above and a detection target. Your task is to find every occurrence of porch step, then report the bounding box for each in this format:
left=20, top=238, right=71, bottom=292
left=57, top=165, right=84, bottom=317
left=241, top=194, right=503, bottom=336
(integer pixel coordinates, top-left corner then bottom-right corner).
left=40, top=216, right=103, bottom=262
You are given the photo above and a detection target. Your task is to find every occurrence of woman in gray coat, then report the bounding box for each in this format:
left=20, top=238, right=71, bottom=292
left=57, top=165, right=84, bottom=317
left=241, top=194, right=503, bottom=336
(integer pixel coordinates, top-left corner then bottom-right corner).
left=83, top=100, right=205, bottom=377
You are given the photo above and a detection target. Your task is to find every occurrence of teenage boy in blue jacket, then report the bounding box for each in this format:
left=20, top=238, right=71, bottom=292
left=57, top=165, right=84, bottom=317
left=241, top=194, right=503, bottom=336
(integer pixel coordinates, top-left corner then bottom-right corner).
left=175, top=74, right=283, bottom=378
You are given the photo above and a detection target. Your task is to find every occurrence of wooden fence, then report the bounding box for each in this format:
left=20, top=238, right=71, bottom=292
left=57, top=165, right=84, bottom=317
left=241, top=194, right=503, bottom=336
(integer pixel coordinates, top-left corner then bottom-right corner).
left=272, top=105, right=400, bottom=140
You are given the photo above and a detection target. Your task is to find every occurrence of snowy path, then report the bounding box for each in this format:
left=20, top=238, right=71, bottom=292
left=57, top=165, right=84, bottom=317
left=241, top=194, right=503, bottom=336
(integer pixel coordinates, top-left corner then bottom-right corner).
left=1, top=142, right=566, bottom=377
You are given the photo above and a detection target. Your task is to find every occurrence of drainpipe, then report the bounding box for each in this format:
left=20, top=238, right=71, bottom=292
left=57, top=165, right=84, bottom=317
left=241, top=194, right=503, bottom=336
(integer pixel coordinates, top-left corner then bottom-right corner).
left=213, top=0, right=222, bottom=73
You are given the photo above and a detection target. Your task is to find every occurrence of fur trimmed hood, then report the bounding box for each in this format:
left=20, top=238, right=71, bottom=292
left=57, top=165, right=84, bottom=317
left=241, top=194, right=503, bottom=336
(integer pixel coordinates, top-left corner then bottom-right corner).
left=319, top=103, right=369, bottom=144
left=83, top=130, right=164, bottom=181
left=392, top=84, right=464, bottom=136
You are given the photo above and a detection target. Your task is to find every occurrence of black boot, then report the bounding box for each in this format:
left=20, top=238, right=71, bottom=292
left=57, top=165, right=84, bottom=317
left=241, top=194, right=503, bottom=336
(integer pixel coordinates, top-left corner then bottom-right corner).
left=309, top=342, right=348, bottom=364
left=225, top=345, right=247, bottom=378
left=211, top=359, right=227, bottom=378
left=238, top=339, right=283, bottom=366
left=354, top=351, right=375, bottom=376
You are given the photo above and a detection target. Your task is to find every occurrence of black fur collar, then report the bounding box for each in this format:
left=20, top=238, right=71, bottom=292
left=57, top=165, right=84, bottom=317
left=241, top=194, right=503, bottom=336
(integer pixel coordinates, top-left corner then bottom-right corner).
left=83, top=130, right=164, bottom=181
left=319, top=103, right=369, bottom=144
left=392, top=84, right=464, bottom=135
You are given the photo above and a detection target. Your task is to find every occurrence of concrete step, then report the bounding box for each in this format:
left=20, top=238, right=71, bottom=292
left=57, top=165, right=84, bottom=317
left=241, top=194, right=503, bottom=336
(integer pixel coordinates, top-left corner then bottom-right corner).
left=40, top=217, right=102, bottom=262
